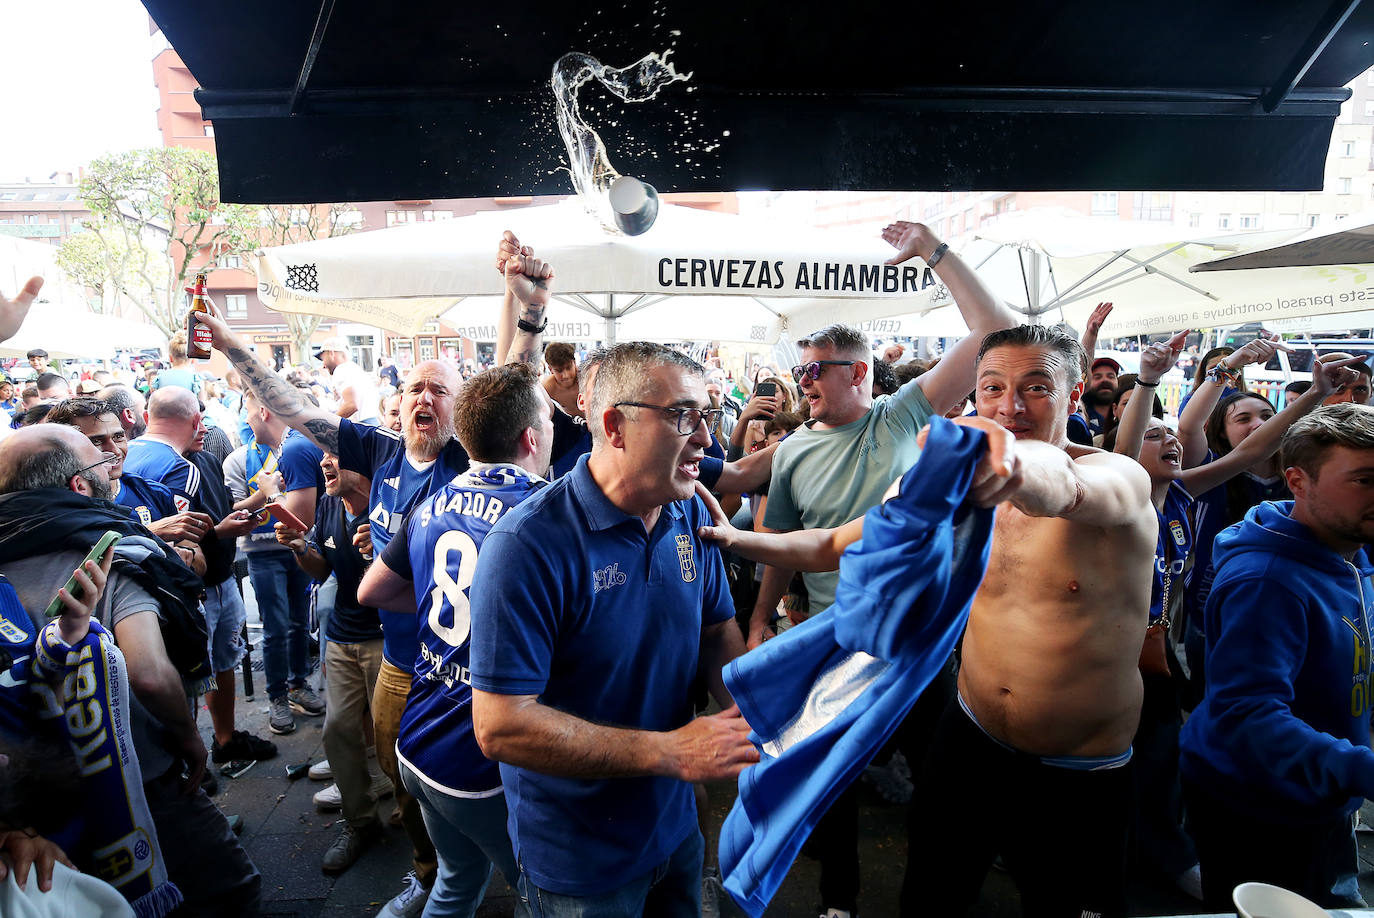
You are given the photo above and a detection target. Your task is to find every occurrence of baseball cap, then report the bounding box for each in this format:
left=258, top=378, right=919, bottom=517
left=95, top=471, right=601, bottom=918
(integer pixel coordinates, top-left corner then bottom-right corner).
left=312, top=336, right=349, bottom=358
left=1091, top=357, right=1122, bottom=373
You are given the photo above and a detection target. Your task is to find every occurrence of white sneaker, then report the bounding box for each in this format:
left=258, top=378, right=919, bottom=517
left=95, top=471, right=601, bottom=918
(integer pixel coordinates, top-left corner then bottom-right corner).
left=313, top=783, right=342, bottom=811
left=316, top=774, right=392, bottom=810
left=376, top=871, right=430, bottom=917
left=308, top=759, right=332, bottom=781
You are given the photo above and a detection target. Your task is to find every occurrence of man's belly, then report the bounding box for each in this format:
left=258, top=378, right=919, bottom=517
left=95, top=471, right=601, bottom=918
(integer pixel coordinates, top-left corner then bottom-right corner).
left=958, top=620, right=1144, bottom=758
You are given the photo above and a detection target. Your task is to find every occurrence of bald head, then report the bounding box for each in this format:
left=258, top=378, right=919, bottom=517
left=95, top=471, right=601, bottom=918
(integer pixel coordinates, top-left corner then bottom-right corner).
left=400, top=360, right=461, bottom=461
left=144, top=386, right=204, bottom=454
left=147, top=386, right=200, bottom=420
left=0, top=424, right=108, bottom=498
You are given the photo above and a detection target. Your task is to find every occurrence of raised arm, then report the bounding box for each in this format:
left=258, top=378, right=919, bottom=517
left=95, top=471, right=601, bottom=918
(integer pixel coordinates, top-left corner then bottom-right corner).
left=1080, top=302, right=1113, bottom=362
left=194, top=299, right=342, bottom=453
left=1115, top=329, right=1188, bottom=462
left=1177, top=333, right=1289, bottom=467
left=1180, top=352, right=1360, bottom=497
left=499, top=233, right=553, bottom=366
left=883, top=221, right=1018, bottom=413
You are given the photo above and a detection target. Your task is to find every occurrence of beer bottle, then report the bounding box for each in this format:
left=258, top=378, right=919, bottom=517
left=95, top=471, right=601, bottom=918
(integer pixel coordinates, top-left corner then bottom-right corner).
left=186, top=271, right=213, bottom=361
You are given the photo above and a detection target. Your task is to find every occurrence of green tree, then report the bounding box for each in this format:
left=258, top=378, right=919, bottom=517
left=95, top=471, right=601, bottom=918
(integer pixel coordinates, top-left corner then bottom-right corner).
left=253, top=203, right=362, bottom=360
left=61, top=148, right=257, bottom=337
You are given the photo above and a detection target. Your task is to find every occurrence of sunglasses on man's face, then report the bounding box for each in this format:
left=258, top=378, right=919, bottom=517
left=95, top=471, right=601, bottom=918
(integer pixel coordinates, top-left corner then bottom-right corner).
left=791, top=360, right=856, bottom=383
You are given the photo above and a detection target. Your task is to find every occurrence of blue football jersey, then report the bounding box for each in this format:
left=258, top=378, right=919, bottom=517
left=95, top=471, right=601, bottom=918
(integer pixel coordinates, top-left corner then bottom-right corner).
left=115, top=473, right=180, bottom=527
left=387, top=463, right=543, bottom=797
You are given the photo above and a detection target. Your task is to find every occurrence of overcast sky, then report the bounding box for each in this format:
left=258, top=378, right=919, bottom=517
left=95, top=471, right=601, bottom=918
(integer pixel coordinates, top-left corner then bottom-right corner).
left=1, top=0, right=162, bottom=182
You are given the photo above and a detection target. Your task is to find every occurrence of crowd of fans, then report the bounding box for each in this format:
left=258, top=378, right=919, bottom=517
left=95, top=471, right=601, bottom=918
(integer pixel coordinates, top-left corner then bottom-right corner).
left=1, top=220, right=1374, bottom=918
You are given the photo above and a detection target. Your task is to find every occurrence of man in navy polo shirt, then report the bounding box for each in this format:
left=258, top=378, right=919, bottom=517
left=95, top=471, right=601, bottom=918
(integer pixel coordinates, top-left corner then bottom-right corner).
left=469, top=342, right=758, bottom=917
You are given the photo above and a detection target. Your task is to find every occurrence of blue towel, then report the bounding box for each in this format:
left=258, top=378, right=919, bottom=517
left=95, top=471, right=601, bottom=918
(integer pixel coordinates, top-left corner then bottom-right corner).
left=719, top=417, right=997, bottom=916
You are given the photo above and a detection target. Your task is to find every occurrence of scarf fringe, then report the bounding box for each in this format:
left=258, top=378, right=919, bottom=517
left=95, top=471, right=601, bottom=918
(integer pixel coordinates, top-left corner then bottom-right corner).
left=132, top=881, right=184, bottom=918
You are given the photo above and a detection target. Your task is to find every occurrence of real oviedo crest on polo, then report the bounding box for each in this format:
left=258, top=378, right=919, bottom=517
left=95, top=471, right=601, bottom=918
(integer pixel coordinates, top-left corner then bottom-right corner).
left=675, top=533, right=696, bottom=583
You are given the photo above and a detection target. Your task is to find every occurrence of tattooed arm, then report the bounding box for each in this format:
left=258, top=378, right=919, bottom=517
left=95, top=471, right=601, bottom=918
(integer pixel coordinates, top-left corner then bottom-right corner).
left=501, top=248, right=553, bottom=367
left=192, top=298, right=343, bottom=454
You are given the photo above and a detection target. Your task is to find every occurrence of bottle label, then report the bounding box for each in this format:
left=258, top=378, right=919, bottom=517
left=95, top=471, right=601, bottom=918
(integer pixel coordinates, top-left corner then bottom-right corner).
left=191, top=322, right=213, bottom=355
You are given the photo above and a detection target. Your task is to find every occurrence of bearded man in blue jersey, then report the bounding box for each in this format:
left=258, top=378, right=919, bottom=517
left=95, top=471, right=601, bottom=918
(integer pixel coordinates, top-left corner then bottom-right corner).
left=358, top=362, right=555, bottom=918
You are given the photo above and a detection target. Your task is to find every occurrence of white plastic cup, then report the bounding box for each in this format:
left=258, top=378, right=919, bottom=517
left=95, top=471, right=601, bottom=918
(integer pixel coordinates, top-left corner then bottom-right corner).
left=609, top=175, right=659, bottom=236
left=1232, top=881, right=1328, bottom=918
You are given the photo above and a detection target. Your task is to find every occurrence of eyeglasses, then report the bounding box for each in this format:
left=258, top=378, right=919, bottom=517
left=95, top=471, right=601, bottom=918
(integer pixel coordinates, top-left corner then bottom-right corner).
left=791, top=360, right=856, bottom=383
left=73, top=451, right=120, bottom=477
left=614, top=402, right=724, bottom=436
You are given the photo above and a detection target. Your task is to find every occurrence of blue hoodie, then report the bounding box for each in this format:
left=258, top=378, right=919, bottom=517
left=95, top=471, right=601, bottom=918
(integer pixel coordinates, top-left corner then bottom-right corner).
left=1179, top=500, right=1374, bottom=824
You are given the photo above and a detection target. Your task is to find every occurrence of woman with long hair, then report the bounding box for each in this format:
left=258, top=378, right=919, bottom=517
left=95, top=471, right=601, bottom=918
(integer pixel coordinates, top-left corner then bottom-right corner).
left=1174, top=334, right=1296, bottom=701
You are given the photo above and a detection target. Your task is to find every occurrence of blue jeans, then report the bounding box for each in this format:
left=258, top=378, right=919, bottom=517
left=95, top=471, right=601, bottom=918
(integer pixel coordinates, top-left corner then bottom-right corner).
left=247, top=550, right=311, bottom=700
left=399, top=761, right=518, bottom=918
left=517, top=829, right=703, bottom=918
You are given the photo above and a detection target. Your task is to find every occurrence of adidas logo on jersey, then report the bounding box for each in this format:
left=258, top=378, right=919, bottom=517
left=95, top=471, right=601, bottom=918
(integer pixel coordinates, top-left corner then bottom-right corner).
left=384, top=477, right=401, bottom=490
left=324, top=535, right=336, bottom=549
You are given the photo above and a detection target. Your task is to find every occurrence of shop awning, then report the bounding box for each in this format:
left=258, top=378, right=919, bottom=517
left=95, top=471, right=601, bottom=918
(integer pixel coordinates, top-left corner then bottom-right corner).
left=139, top=0, right=1374, bottom=203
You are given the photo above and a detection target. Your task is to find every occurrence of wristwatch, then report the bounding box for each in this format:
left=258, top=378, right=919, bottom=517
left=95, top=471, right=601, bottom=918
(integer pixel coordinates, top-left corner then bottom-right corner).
left=926, top=242, right=950, bottom=268
left=517, top=316, right=548, bottom=334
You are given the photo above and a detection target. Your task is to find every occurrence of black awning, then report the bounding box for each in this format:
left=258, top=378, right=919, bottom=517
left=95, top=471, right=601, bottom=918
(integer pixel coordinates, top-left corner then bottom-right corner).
left=141, top=0, right=1374, bottom=203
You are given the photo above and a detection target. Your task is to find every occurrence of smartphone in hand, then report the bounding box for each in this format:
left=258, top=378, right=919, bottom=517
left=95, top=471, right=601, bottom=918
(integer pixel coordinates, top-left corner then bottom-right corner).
left=265, top=501, right=308, bottom=533
left=44, top=531, right=121, bottom=619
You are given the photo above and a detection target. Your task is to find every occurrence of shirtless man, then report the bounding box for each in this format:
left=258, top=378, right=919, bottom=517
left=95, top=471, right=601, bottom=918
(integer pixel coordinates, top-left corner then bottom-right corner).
left=540, top=341, right=582, bottom=418
left=700, top=323, right=1156, bottom=918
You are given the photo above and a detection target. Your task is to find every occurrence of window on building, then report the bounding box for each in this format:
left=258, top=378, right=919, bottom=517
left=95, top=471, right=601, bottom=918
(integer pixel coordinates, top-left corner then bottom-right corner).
left=0, top=193, right=15, bottom=202
left=1240, top=214, right=1260, bottom=229
left=70, top=218, right=84, bottom=232
left=418, top=338, right=435, bottom=360
left=223, top=295, right=248, bottom=318
left=1340, top=177, right=1354, bottom=194
left=30, top=193, right=47, bottom=201
left=1090, top=192, right=1118, bottom=215
left=386, top=210, right=417, bottom=227
left=334, top=209, right=364, bottom=227
left=1187, top=213, right=1201, bottom=228
left=420, top=210, right=454, bottom=222
left=219, top=253, right=243, bottom=269
left=1365, top=101, right=1374, bottom=118
left=0, top=219, right=12, bottom=225
left=203, top=124, right=214, bottom=137
left=24, top=215, right=42, bottom=225
left=1343, top=140, right=1357, bottom=157
left=1133, top=191, right=1172, bottom=221
left=1218, top=213, right=1232, bottom=230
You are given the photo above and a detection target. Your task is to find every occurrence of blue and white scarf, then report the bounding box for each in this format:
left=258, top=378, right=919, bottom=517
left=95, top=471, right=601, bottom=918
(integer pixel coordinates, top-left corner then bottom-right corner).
left=0, top=576, right=181, bottom=918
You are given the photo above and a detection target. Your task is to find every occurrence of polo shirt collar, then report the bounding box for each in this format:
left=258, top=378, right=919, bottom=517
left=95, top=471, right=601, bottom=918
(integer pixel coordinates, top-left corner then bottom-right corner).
left=568, top=454, right=685, bottom=532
